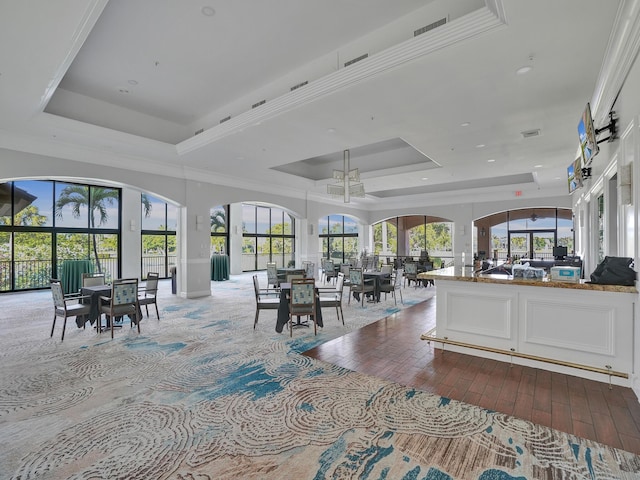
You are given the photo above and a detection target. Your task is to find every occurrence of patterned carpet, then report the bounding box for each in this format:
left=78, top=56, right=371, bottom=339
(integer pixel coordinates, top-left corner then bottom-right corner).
left=1, top=273, right=639, bottom=479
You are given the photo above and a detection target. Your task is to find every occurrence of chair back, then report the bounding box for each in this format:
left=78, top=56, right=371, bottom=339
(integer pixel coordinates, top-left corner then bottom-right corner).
left=266, top=263, right=278, bottom=284
left=51, top=281, right=66, bottom=308
left=335, top=272, right=345, bottom=297
left=405, top=262, right=417, bottom=274
left=349, top=268, right=363, bottom=286
left=394, top=268, right=404, bottom=288
left=290, top=278, right=316, bottom=316
left=340, top=264, right=350, bottom=276
left=111, top=278, right=138, bottom=306
left=304, top=262, right=315, bottom=279
left=144, top=272, right=159, bottom=293
left=252, top=275, right=261, bottom=298
left=82, top=272, right=106, bottom=287
left=380, top=264, right=393, bottom=275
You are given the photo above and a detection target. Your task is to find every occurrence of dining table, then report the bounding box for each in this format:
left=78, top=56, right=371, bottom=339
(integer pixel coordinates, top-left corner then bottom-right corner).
left=77, top=284, right=141, bottom=330
left=352, top=271, right=391, bottom=303
left=275, top=282, right=323, bottom=333
left=77, top=284, right=111, bottom=327
left=210, top=254, right=230, bottom=281
left=61, top=259, right=94, bottom=295
left=276, top=267, right=306, bottom=283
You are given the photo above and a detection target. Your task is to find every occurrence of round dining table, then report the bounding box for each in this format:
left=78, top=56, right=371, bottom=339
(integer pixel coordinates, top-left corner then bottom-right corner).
left=61, top=259, right=94, bottom=294
left=210, top=254, right=230, bottom=281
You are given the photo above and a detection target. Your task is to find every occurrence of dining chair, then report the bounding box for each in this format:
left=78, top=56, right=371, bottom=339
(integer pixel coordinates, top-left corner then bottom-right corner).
left=266, top=262, right=280, bottom=289
left=99, top=278, right=140, bottom=338
left=404, top=262, right=418, bottom=288
left=82, top=272, right=106, bottom=288
left=289, top=278, right=317, bottom=336
left=318, top=272, right=345, bottom=325
left=50, top=280, right=92, bottom=341
left=347, top=268, right=374, bottom=307
left=252, top=274, right=280, bottom=329
left=340, top=264, right=352, bottom=289
left=304, top=261, right=315, bottom=279
left=380, top=268, right=404, bottom=305
left=322, top=259, right=336, bottom=284
left=138, top=272, right=160, bottom=320
left=380, top=264, right=393, bottom=275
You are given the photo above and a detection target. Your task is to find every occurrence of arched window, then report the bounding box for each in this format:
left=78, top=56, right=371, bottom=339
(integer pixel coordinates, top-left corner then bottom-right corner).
left=141, top=194, right=176, bottom=279
left=0, top=180, right=121, bottom=291
left=318, top=215, right=358, bottom=263
left=242, top=204, right=295, bottom=271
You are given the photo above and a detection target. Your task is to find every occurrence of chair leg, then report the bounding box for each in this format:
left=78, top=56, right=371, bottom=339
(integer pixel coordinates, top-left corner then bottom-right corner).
left=145, top=304, right=149, bottom=317
left=61, top=317, right=67, bottom=341
left=289, top=316, right=293, bottom=337
left=254, top=309, right=259, bottom=329
left=399, top=289, right=403, bottom=304
left=135, top=308, right=141, bottom=334
left=154, top=302, right=160, bottom=320
left=339, top=304, right=344, bottom=325
left=51, top=314, right=57, bottom=338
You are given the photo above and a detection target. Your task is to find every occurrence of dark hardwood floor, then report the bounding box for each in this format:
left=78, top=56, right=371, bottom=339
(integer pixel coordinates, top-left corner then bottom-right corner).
left=303, top=295, right=640, bottom=454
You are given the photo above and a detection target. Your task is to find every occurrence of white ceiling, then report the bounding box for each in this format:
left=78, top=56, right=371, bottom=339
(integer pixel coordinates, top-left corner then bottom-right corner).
left=0, top=0, right=626, bottom=209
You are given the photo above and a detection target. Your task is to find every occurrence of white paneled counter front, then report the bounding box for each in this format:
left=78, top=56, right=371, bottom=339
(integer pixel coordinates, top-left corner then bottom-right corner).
left=418, top=267, right=637, bottom=389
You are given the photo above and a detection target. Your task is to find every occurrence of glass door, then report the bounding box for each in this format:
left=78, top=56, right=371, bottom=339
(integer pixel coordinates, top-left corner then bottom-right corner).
left=508, top=232, right=530, bottom=260
left=532, top=231, right=555, bottom=260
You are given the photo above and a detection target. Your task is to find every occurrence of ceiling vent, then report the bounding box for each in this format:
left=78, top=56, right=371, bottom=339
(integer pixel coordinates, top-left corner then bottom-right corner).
left=219, top=115, right=231, bottom=124
left=344, top=53, right=368, bottom=68
left=252, top=99, right=266, bottom=109
left=414, top=17, right=447, bottom=37
left=194, top=128, right=204, bottom=136
left=521, top=129, right=541, bottom=138
left=290, top=80, right=308, bottom=91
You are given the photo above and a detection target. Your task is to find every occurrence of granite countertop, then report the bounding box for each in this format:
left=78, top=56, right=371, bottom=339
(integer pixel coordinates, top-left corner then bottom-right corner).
left=417, top=266, right=638, bottom=293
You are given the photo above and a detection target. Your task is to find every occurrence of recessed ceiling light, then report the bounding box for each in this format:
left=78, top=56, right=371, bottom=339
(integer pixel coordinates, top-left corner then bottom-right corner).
left=487, top=159, right=495, bottom=163
left=516, top=66, right=533, bottom=75
left=201, top=6, right=215, bottom=16
left=460, top=122, right=471, bottom=127
left=421, top=177, right=428, bottom=181
left=327, top=128, right=336, bottom=133
left=127, top=79, right=138, bottom=85
left=476, top=144, right=485, bottom=148
left=534, top=164, right=543, bottom=168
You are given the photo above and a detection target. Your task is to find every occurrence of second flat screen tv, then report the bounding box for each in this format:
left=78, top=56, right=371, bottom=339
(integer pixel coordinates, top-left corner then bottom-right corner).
left=578, top=102, right=599, bottom=166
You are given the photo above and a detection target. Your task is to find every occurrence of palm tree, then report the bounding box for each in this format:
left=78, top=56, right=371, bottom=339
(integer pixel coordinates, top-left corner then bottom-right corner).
left=55, top=186, right=118, bottom=273
left=210, top=207, right=226, bottom=232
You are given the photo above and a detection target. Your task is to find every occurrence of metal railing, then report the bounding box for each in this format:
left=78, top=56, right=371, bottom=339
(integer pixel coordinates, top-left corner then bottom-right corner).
left=1, top=254, right=178, bottom=291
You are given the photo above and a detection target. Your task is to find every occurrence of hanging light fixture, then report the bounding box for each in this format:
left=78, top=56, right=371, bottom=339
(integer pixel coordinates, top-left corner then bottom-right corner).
left=326, top=149, right=365, bottom=203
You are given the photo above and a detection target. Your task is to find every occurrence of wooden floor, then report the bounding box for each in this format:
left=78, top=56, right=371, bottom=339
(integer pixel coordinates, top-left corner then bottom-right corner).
left=304, top=295, right=640, bottom=454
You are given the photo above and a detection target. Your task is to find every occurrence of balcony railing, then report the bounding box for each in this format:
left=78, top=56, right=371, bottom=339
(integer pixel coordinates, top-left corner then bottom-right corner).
left=0, top=255, right=176, bottom=292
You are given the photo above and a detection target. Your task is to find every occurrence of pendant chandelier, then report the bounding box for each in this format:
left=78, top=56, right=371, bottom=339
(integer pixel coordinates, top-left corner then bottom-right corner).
left=326, top=149, right=365, bottom=203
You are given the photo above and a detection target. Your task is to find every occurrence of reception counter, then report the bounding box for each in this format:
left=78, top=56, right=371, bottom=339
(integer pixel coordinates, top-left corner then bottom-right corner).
left=418, top=267, right=638, bottom=387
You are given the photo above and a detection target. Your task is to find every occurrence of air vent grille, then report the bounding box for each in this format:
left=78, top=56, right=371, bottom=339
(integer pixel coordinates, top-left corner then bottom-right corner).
left=219, top=115, right=231, bottom=124
left=252, top=99, right=266, bottom=109
left=194, top=128, right=204, bottom=136
left=290, top=80, right=308, bottom=91
left=344, top=53, right=368, bottom=68
left=414, top=17, right=447, bottom=37
left=521, top=129, right=541, bottom=138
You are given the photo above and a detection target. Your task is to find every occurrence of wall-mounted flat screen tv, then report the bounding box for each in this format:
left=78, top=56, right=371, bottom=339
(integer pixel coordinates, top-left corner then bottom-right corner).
left=567, top=157, right=583, bottom=193
left=578, top=102, right=599, bottom=166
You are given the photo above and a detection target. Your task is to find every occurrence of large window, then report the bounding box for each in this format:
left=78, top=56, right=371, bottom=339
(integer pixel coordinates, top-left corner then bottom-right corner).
left=486, top=208, right=573, bottom=261
left=242, top=204, right=294, bottom=271
left=210, top=205, right=228, bottom=255
left=141, top=194, right=176, bottom=279
left=318, top=215, right=358, bottom=263
left=0, top=180, right=121, bottom=291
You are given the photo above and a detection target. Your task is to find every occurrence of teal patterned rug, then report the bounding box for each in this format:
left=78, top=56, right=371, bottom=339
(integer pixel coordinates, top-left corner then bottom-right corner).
left=1, top=274, right=639, bottom=479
